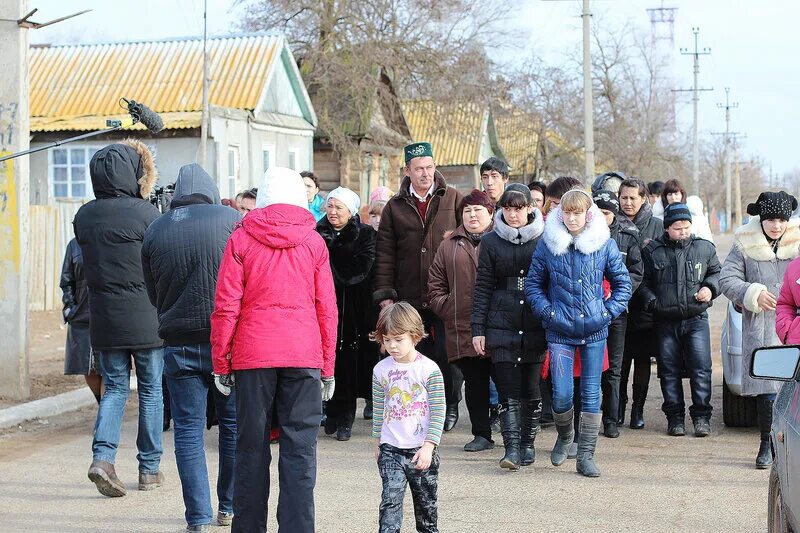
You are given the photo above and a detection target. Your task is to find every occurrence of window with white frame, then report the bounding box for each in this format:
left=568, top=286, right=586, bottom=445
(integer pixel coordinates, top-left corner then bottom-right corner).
left=50, top=146, right=100, bottom=198
left=227, top=146, right=240, bottom=199
left=262, top=144, right=275, bottom=175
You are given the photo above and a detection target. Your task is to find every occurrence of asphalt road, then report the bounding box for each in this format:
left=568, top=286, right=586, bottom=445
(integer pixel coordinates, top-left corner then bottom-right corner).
left=0, top=233, right=769, bottom=533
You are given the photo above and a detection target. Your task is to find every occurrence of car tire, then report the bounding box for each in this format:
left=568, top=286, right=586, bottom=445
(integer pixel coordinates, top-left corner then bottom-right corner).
left=768, top=464, right=792, bottom=533
left=722, top=377, right=758, bottom=427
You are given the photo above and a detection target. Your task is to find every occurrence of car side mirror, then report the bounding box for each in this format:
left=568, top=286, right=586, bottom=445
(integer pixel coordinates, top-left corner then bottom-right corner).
left=750, top=346, right=800, bottom=381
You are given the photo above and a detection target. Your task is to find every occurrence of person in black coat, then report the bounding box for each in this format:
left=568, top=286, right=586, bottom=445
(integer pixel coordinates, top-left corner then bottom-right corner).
left=60, top=237, right=101, bottom=403
left=593, top=191, right=643, bottom=438
left=73, top=139, right=164, bottom=498
left=640, top=203, right=722, bottom=437
left=141, top=163, right=241, bottom=529
left=617, top=177, right=662, bottom=429
left=316, top=187, right=378, bottom=441
left=471, top=184, right=546, bottom=471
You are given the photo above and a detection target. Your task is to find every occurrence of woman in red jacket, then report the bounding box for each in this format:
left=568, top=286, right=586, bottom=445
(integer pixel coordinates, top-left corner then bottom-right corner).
left=211, top=166, right=338, bottom=533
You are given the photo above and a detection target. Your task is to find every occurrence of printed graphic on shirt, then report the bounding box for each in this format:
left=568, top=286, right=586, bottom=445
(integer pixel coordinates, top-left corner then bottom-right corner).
left=383, top=370, right=429, bottom=436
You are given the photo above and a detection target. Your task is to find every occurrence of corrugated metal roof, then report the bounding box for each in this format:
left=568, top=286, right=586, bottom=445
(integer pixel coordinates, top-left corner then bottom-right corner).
left=29, top=33, right=281, bottom=128
left=495, top=109, right=540, bottom=176
left=401, top=100, right=486, bottom=167
left=31, top=111, right=202, bottom=132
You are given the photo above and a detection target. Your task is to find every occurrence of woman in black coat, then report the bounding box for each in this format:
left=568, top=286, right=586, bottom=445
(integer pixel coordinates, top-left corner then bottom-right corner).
left=471, top=184, right=547, bottom=471
left=316, top=187, right=377, bottom=441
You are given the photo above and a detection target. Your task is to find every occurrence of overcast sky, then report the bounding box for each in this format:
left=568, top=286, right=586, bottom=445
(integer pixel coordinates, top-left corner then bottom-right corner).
left=28, top=0, right=800, bottom=177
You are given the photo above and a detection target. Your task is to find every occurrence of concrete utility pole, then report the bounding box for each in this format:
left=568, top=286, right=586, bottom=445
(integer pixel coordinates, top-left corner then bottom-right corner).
left=714, top=88, right=738, bottom=232
left=0, top=0, right=30, bottom=399
left=198, top=0, right=210, bottom=166
left=582, top=0, right=595, bottom=182
left=674, top=27, right=712, bottom=197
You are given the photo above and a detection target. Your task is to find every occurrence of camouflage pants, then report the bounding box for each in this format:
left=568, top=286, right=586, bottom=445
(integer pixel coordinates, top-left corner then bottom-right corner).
left=378, top=444, right=439, bottom=533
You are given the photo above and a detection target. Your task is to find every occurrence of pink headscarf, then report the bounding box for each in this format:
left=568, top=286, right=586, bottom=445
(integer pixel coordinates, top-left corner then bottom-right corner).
left=369, top=186, right=393, bottom=204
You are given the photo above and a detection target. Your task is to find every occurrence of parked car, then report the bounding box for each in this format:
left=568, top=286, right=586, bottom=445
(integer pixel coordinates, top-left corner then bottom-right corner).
left=721, top=301, right=758, bottom=426
left=750, top=345, right=800, bottom=532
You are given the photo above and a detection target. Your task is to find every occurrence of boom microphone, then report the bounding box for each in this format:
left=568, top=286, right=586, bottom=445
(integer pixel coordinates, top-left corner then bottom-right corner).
left=123, top=98, right=165, bottom=134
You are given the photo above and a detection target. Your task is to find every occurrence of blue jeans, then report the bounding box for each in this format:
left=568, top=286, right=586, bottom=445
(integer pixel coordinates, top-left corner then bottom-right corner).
left=165, top=344, right=237, bottom=527
left=93, top=347, right=164, bottom=473
left=489, top=378, right=499, bottom=407
left=549, top=341, right=605, bottom=414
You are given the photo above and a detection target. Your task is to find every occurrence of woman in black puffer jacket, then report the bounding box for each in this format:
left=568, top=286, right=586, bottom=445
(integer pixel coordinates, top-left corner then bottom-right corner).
left=471, top=184, right=546, bottom=471
left=316, top=187, right=378, bottom=442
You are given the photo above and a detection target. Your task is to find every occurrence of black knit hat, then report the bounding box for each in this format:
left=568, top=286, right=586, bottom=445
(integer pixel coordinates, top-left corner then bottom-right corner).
left=663, top=202, right=692, bottom=229
left=747, top=191, right=798, bottom=222
left=592, top=189, right=620, bottom=216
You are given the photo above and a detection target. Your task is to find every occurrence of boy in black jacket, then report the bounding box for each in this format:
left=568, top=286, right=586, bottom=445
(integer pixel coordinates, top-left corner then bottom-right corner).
left=639, top=203, right=721, bottom=438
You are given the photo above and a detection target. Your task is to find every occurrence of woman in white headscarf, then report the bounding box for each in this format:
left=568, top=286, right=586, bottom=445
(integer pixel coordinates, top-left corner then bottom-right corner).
left=316, top=187, right=379, bottom=441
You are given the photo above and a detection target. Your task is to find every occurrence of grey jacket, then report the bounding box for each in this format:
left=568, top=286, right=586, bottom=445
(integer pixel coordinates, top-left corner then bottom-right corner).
left=720, top=216, right=800, bottom=396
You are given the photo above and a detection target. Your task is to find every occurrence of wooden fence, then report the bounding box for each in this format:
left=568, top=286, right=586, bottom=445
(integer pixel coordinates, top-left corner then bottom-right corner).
left=28, top=200, right=83, bottom=311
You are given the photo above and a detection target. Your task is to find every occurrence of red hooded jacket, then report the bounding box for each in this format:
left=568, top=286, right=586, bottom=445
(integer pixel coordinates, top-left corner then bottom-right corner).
left=211, top=204, right=338, bottom=377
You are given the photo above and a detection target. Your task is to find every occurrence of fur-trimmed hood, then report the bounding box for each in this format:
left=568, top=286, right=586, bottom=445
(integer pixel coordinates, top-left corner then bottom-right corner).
left=89, top=138, right=158, bottom=199
left=734, top=215, right=800, bottom=261
left=493, top=208, right=544, bottom=244
left=543, top=204, right=610, bottom=256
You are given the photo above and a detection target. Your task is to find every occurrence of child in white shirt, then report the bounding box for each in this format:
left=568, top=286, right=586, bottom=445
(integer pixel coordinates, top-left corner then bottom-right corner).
left=371, top=302, right=445, bottom=533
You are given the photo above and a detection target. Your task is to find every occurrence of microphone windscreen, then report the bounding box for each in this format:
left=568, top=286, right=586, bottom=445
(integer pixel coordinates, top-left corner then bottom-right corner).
left=127, top=100, right=164, bottom=134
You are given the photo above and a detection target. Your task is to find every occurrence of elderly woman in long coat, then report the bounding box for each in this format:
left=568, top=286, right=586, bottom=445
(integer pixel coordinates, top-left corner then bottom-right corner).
left=720, top=191, right=800, bottom=470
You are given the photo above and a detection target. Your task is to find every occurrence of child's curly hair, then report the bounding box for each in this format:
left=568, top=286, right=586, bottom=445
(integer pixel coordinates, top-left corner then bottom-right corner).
left=369, top=301, right=428, bottom=346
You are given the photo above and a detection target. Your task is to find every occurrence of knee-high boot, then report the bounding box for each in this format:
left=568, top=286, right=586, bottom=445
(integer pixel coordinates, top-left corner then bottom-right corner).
left=630, top=382, right=648, bottom=429
left=756, top=397, right=774, bottom=469
left=576, top=412, right=602, bottom=478
left=551, top=407, right=574, bottom=467
left=520, top=399, right=542, bottom=466
left=499, top=399, right=521, bottom=471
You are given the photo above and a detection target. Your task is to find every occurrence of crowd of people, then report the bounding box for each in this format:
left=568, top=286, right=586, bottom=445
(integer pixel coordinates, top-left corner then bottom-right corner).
left=57, top=137, right=800, bottom=532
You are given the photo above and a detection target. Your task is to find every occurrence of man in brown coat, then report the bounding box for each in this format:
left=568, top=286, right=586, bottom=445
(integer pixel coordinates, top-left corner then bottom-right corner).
left=374, top=141, right=463, bottom=429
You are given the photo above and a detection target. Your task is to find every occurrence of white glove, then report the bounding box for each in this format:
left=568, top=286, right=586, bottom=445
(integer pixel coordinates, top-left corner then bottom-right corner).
left=214, top=373, right=235, bottom=396
left=321, top=377, right=335, bottom=402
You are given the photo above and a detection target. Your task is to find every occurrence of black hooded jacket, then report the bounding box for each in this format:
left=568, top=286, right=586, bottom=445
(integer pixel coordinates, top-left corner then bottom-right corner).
left=142, top=164, right=241, bottom=345
left=73, top=140, right=161, bottom=351
left=609, top=217, right=644, bottom=296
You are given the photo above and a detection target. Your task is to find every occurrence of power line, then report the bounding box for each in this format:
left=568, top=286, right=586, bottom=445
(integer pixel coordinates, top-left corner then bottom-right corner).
left=673, top=27, right=712, bottom=197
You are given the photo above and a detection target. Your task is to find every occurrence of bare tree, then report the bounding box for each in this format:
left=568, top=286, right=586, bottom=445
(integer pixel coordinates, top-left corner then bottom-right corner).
left=238, top=0, right=518, bottom=155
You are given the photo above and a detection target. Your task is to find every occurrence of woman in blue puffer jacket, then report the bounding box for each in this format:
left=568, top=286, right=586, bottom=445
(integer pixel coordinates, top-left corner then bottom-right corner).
left=525, top=188, right=631, bottom=478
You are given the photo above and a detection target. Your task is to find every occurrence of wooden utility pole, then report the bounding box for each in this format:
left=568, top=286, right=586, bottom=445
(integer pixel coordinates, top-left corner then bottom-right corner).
left=712, top=88, right=738, bottom=231
left=731, top=133, right=747, bottom=227
left=582, top=0, right=595, bottom=182
left=0, top=0, right=30, bottom=399
left=198, top=0, right=210, bottom=166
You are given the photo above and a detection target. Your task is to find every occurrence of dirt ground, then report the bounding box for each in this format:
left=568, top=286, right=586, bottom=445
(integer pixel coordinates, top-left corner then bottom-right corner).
left=0, top=310, right=84, bottom=409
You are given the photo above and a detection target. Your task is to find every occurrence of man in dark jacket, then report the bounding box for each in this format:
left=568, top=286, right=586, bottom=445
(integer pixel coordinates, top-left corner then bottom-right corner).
left=593, top=191, right=643, bottom=438
left=373, top=141, right=463, bottom=430
left=73, top=139, right=163, bottom=498
left=142, top=163, right=241, bottom=529
left=640, top=203, right=722, bottom=438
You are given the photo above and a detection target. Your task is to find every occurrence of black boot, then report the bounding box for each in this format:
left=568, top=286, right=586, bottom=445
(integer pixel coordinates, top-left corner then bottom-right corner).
left=576, top=412, right=602, bottom=477
left=444, top=403, right=459, bottom=432
left=499, top=400, right=521, bottom=471
left=551, top=407, right=574, bottom=466
left=520, top=399, right=542, bottom=466
left=629, top=383, right=647, bottom=429
left=617, top=397, right=627, bottom=427
left=756, top=397, right=774, bottom=469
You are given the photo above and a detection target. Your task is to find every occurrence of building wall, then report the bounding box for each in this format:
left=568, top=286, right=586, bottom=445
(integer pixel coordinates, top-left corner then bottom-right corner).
left=439, top=165, right=478, bottom=194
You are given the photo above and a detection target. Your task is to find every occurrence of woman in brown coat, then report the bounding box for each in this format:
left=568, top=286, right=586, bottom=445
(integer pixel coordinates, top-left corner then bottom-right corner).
left=428, top=190, right=496, bottom=452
